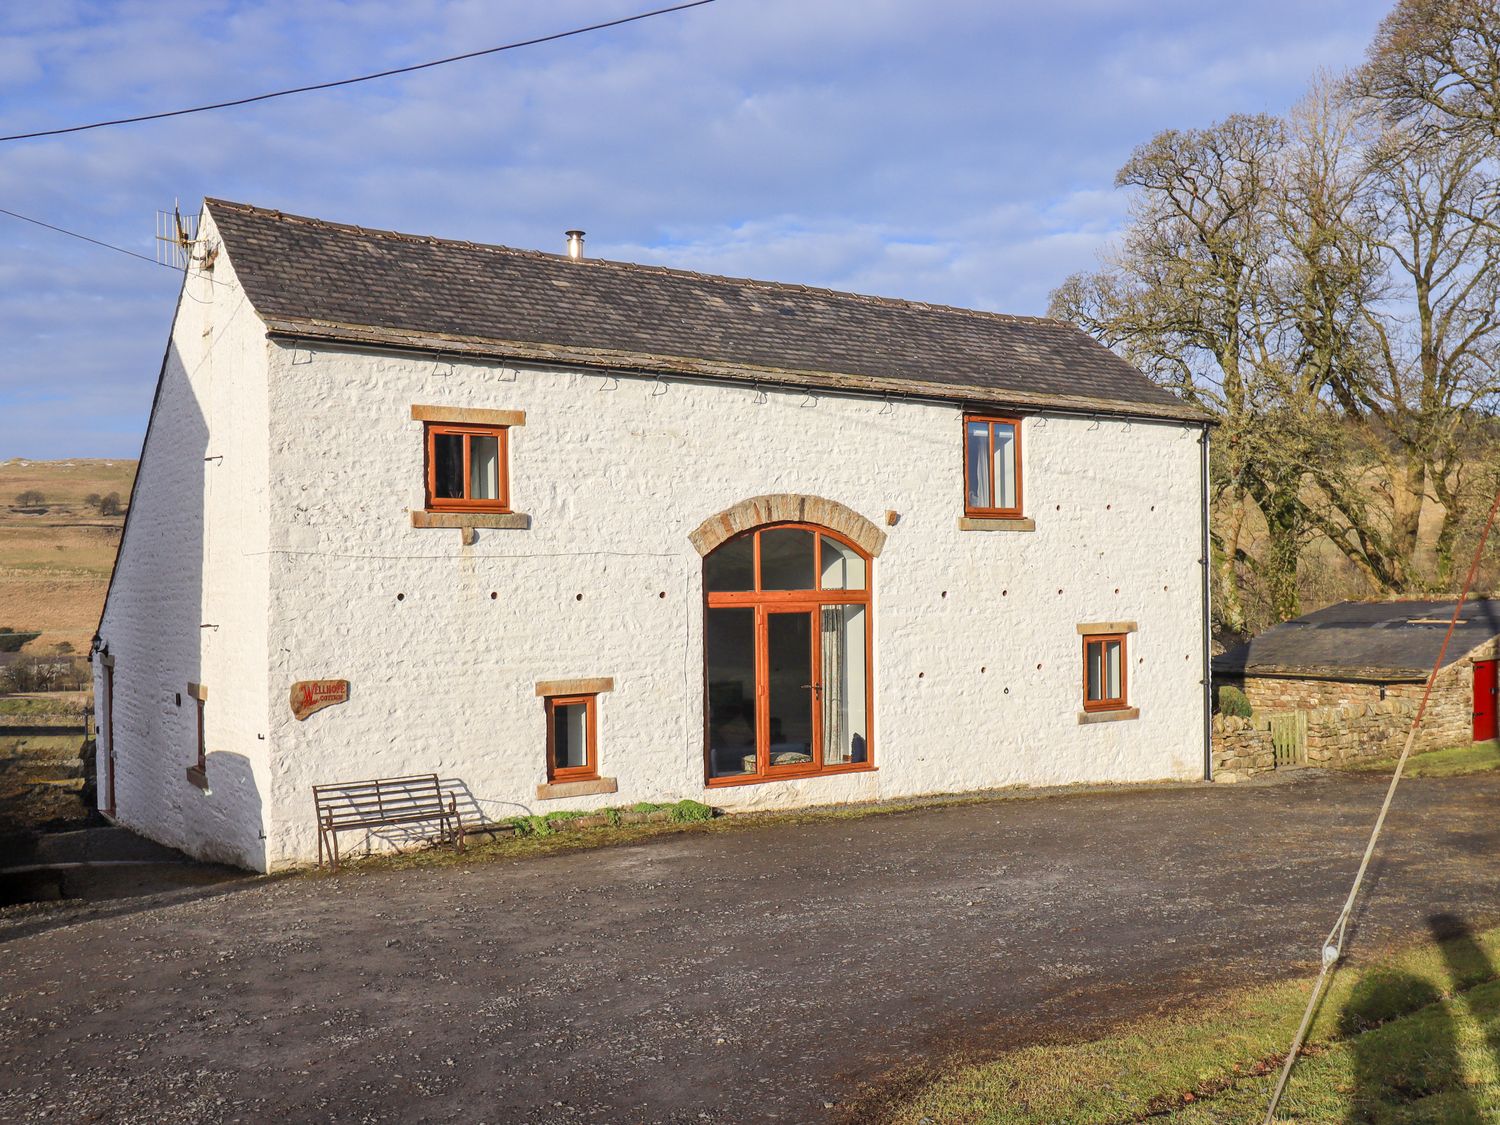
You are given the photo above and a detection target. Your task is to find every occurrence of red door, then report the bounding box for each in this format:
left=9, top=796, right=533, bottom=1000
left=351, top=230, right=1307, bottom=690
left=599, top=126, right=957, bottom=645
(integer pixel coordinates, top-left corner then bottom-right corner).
left=1474, top=660, right=1498, bottom=743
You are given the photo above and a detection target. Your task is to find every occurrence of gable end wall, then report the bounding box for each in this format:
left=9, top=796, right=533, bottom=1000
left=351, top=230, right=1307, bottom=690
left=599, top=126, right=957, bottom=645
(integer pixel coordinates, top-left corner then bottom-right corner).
left=93, top=210, right=272, bottom=870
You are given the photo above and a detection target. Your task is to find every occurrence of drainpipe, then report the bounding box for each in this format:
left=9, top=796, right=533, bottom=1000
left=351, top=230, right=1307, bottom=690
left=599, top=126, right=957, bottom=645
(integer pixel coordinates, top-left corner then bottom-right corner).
left=1200, top=424, right=1213, bottom=781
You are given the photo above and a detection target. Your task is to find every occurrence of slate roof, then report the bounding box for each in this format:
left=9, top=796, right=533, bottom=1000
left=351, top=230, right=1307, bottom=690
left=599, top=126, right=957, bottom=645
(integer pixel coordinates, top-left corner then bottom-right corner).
left=1214, top=599, right=1500, bottom=682
left=205, top=198, right=1206, bottom=423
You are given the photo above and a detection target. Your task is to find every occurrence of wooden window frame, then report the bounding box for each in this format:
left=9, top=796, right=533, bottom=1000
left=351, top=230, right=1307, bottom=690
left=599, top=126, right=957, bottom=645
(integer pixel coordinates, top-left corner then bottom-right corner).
left=195, top=696, right=207, bottom=770
left=963, top=414, right=1023, bottom=519
left=545, top=693, right=599, bottom=783
left=185, top=681, right=209, bottom=789
left=1082, top=633, right=1129, bottom=712
left=702, top=523, right=875, bottom=788
left=424, top=422, right=510, bottom=513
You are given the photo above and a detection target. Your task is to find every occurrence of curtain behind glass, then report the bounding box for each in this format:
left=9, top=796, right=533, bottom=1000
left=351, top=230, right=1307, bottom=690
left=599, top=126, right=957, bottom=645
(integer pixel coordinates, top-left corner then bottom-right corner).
left=821, top=605, right=846, bottom=763
left=992, top=423, right=1016, bottom=509
left=469, top=434, right=500, bottom=500
left=965, top=421, right=990, bottom=509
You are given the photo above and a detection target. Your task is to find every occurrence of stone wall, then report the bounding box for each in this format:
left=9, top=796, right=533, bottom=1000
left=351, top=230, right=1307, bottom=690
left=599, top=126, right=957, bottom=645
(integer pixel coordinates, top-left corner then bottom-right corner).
left=1213, top=698, right=1420, bottom=781
left=94, top=211, right=273, bottom=872
left=1210, top=714, right=1275, bottom=779
left=1227, top=662, right=1475, bottom=757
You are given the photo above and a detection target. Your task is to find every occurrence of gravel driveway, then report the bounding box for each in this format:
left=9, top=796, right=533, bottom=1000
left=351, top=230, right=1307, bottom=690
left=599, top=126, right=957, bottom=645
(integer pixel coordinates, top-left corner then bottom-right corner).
left=3, top=770, right=1499, bottom=1124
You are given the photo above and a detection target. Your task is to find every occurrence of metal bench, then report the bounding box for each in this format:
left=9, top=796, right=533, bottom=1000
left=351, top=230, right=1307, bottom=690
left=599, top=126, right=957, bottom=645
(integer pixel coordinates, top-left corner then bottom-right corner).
left=313, top=773, right=464, bottom=870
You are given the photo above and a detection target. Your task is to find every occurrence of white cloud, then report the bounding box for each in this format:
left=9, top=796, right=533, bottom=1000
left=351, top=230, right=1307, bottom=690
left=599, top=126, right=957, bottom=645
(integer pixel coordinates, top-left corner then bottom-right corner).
left=0, top=0, right=1393, bottom=455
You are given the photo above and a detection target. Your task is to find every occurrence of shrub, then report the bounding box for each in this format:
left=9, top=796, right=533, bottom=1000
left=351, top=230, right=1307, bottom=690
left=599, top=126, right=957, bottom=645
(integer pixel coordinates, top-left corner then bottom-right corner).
left=99, top=492, right=123, bottom=516
left=666, top=799, right=714, bottom=823
left=14, top=489, right=44, bottom=506
left=1217, top=685, right=1253, bottom=718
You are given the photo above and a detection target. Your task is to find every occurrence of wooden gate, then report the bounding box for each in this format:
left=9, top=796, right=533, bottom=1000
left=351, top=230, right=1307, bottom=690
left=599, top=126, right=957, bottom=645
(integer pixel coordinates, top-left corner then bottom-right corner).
left=1270, top=711, right=1308, bottom=767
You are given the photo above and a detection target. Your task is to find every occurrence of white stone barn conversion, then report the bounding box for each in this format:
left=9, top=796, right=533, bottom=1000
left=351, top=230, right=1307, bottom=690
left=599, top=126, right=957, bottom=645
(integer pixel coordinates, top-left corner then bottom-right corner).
left=94, top=199, right=1213, bottom=871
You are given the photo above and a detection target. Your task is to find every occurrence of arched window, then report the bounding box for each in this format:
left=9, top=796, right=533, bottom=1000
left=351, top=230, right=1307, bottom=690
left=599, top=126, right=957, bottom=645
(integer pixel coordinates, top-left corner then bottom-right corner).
left=703, top=524, right=873, bottom=783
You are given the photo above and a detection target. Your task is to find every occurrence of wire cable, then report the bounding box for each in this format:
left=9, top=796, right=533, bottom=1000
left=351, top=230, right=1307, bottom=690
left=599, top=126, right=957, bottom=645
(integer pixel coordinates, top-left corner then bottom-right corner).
left=0, top=204, right=236, bottom=288
left=1263, top=479, right=1500, bottom=1122
left=0, top=0, right=719, bottom=143
left=0, top=205, right=162, bottom=266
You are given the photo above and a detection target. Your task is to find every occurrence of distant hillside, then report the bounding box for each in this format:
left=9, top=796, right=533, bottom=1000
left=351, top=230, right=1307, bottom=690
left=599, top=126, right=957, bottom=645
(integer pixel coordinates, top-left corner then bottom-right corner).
left=0, top=459, right=136, bottom=657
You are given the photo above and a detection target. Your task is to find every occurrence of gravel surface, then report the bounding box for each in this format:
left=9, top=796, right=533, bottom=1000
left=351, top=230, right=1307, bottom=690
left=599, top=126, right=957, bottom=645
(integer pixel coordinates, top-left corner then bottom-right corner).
left=2, top=770, right=1498, bottom=1123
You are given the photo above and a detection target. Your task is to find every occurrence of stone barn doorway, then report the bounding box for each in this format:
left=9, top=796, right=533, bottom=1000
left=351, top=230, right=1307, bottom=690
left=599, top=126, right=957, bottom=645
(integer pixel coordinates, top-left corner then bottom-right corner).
left=702, top=523, right=873, bottom=785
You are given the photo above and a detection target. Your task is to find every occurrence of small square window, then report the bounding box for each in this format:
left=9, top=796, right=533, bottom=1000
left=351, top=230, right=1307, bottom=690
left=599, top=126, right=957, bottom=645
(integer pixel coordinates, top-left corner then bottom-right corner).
left=964, top=415, right=1022, bottom=517
left=546, top=694, right=598, bottom=782
left=1083, top=634, right=1128, bottom=711
left=425, top=423, right=509, bottom=512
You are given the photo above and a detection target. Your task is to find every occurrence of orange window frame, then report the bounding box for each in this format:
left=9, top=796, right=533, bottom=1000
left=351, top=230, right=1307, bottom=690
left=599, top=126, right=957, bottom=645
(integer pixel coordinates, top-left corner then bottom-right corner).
left=424, top=422, right=510, bottom=513
left=545, top=694, right=598, bottom=783
left=1082, top=633, right=1129, bottom=712
left=963, top=414, right=1023, bottom=518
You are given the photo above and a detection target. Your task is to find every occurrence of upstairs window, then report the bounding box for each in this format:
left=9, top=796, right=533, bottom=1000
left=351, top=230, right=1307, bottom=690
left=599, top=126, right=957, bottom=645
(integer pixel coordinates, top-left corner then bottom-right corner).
left=425, top=423, right=509, bottom=512
left=1083, top=634, right=1127, bottom=712
left=964, top=415, right=1022, bottom=517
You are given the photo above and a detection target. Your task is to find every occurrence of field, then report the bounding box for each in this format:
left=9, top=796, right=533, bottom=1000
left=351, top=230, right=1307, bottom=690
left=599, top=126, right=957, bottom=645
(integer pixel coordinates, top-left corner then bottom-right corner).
left=0, top=459, right=135, bottom=656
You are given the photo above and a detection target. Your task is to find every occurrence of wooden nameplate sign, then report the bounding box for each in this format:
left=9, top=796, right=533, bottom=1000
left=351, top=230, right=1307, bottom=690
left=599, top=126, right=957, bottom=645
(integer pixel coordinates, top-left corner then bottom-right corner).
left=291, top=679, right=350, bottom=721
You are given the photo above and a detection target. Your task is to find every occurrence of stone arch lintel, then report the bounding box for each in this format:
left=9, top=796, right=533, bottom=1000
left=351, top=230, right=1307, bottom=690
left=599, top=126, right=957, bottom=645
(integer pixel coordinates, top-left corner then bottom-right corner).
left=689, top=494, right=887, bottom=558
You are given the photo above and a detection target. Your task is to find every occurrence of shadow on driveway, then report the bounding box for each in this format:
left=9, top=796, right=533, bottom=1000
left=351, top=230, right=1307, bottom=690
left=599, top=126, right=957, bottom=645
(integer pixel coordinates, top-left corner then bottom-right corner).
left=2, top=770, right=1498, bottom=1123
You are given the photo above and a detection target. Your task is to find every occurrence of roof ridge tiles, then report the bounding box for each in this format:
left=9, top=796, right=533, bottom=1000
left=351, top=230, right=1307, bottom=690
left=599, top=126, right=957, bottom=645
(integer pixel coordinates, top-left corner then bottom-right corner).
left=202, top=196, right=1064, bottom=330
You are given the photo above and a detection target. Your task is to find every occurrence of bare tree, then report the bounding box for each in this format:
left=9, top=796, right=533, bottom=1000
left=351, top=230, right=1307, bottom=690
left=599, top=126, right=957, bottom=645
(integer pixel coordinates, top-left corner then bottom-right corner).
left=1360, top=0, right=1500, bottom=140
left=1053, top=62, right=1500, bottom=628
left=1051, top=114, right=1318, bottom=630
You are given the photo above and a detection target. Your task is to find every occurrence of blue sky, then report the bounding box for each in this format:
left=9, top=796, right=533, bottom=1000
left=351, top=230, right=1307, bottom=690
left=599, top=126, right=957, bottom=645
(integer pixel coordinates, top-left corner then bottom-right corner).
left=0, top=0, right=1391, bottom=458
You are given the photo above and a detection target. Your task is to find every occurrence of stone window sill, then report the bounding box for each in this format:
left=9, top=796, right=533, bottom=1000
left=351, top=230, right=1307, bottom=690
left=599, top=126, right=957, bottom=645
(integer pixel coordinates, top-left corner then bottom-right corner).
left=536, top=777, right=619, bottom=800
left=958, top=516, right=1036, bottom=533
left=1077, top=707, right=1140, bottom=725
left=411, top=510, right=530, bottom=530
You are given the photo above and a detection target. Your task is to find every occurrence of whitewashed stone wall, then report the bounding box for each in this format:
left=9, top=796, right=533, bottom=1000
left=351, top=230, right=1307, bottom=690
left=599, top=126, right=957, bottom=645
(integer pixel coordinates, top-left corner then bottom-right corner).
left=94, top=211, right=273, bottom=870
left=259, top=337, right=1209, bottom=869
left=99, top=214, right=1209, bottom=873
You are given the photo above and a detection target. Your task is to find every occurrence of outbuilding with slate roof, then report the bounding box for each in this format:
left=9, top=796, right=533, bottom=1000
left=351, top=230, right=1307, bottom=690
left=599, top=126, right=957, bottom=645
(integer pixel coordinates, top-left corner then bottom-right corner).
left=93, top=199, right=1213, bottom=871
left=1214, top=599, right=1500, bottom=752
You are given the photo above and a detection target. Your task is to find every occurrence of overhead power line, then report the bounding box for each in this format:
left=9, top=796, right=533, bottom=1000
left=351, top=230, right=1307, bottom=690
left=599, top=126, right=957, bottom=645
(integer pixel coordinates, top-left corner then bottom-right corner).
left=0, top=205, right=164, bottom=267
left=0, top=0, right=718, bottom=143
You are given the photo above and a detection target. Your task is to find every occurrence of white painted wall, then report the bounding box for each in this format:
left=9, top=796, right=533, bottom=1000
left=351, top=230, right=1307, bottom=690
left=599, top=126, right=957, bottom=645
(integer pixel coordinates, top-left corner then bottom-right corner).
left=94, top=210, right=272, bottom=870
left=258, top=336, right=1207, bottom=870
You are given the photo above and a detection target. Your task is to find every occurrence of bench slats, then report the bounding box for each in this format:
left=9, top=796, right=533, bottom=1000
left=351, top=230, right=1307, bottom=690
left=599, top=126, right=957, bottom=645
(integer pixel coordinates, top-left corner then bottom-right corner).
left=313, top=772, right=464, bottom=870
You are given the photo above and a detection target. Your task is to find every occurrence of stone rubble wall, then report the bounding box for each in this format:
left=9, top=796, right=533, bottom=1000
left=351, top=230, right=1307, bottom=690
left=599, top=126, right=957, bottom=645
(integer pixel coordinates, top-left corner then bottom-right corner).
left=1230, top=662, right=1473, bottom=755
left=1212, top=698, right=1420, bottom=782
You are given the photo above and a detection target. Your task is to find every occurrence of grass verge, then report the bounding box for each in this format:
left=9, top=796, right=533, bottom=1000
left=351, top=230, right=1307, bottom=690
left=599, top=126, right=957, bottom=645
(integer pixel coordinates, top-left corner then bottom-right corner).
left=1343, top=740, right=1500, bottom=779
left=877, top=918, right=1500, bottom=1124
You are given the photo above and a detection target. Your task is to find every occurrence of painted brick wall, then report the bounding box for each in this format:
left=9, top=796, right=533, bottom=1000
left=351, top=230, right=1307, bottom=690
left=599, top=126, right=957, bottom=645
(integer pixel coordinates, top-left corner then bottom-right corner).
left=93, top=211, right=272, bottom=870
left=258, top=336, right=1209, bottom=869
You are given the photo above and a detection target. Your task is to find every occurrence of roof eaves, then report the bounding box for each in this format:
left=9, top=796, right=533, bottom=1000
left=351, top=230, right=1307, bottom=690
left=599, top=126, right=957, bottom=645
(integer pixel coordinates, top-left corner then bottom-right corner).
left=259, top=315, right=1217, bottom=425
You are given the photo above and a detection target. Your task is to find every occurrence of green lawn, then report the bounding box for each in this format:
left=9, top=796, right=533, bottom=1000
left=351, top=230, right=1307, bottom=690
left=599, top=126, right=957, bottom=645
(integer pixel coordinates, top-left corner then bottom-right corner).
left=0, top=695, right=85, bottom=720
left=1346, top=741, right=1500, bottom=780
left=883, top=920, right=1500, bottom=1124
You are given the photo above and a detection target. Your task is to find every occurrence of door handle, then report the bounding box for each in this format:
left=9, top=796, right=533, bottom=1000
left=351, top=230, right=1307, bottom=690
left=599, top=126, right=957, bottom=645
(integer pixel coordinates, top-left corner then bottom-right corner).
left=800, top=683, right=822, bottom=696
